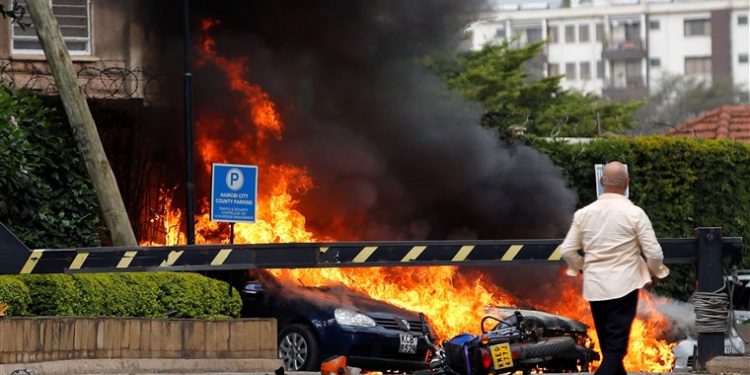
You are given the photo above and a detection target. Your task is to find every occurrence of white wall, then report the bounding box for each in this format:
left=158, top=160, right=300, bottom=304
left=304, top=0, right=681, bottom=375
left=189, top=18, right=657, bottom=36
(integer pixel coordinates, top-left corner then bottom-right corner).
left=469, top=21, right=505, bottom=50
left=547, top=18, right=605, bottom=93
left=731, top=9, right=749, bottom=91
left=647, top=12, right=713, bottom=85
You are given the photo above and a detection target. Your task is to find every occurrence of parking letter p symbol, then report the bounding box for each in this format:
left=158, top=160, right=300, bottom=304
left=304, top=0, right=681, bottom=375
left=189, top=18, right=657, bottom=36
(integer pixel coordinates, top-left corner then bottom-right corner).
left=226, top=168, right=244, bottom=191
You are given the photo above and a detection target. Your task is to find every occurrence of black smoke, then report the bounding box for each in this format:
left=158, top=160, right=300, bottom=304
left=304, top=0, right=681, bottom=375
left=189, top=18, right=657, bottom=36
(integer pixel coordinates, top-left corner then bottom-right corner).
left=145, top=0, right=577, bottom=240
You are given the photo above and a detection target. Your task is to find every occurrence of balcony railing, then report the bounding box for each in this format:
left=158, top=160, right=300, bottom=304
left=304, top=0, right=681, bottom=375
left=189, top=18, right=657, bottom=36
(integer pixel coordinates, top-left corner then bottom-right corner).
left=607, top=76, right=645, bottom=88
left=603, top=75, right=647, bottom=100
left=602, top=38, right=647, bottom=60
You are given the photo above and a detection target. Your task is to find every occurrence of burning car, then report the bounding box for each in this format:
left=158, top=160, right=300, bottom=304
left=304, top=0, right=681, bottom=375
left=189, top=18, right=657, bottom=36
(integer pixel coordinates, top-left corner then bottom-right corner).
left=238, top=271, right=434, bottom=372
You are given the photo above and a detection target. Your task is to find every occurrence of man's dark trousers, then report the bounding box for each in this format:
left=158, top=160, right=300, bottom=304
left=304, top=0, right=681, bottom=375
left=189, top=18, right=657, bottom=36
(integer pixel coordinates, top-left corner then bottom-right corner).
left=590, top=289, right=639, bottom=375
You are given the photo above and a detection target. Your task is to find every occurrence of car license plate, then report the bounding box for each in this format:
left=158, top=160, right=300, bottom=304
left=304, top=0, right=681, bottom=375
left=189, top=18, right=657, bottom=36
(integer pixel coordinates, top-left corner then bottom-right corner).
left=490, top=342, right=514, bottom=369
left=399, top=333, right=417, bottom=354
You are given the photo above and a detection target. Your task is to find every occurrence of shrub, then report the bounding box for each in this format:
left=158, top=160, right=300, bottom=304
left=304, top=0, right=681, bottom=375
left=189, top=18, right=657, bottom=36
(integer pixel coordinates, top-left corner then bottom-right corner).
left=0, top=275, right=31, bottom=316
left=19, top=274, right=79, bottom=316
left=15, top=273, right=240, bottom=319
left=531, top=136, right=750, bottom=300
left=157, top=273, right=242, bottom=319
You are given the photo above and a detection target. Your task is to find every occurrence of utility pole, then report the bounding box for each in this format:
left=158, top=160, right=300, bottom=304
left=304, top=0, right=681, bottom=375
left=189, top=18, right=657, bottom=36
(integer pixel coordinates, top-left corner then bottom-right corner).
left=183, top=0, right=196, bottom=245
left=25, top=0, right=137, bottom=246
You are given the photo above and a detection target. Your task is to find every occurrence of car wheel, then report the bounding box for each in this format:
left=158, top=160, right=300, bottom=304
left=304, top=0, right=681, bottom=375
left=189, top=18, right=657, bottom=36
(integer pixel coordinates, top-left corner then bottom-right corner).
left=278, top=323, right=319, bottom=371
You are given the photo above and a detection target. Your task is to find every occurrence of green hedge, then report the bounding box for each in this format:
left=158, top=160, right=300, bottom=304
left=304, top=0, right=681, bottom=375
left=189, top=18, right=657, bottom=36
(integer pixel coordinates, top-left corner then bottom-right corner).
left=0, top=275, right=31, bottom=316
left=0, top=88, right=101, bottom=248
left=0, top=273, right=241, bottom=319
left=531, top=136, right=750, bottom=299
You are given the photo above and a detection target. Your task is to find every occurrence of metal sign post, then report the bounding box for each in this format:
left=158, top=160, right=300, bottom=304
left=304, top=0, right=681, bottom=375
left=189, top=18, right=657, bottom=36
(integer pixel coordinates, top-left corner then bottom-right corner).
left=696, top=227, right=725, bottom=369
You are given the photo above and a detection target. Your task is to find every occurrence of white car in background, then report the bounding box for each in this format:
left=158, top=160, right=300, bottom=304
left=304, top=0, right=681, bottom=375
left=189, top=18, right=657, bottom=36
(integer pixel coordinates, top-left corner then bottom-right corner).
left=672, top=270, right=750, bottom=371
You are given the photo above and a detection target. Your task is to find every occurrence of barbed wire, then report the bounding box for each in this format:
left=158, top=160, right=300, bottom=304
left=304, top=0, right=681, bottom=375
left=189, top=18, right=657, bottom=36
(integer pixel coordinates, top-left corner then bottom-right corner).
left=1, top=0, right=31, bottom=29
left=0, top=61, right=162, bottom=105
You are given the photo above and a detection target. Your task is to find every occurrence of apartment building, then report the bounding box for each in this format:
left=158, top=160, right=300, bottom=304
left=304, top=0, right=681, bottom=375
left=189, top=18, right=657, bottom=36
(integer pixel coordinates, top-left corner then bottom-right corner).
left=471, top=0, right=750, bottom=100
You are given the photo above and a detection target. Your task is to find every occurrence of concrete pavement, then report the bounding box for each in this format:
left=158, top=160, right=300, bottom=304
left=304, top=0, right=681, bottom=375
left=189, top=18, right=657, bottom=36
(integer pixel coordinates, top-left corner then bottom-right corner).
left=707, top=355, right=750, bottom=374
left=2, top=357, right=749, bottom=375
left=0, top=358, right=282, bottom=375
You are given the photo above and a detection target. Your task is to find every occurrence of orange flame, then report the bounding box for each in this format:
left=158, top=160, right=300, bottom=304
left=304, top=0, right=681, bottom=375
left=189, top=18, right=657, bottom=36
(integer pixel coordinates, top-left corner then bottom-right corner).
left=141, top=20, right=677, bottom=372
left=191, top=19, right=316, bottom=244
left=538, top=272, right=676, bottom=372
left=271, top=266, right=518, bottom=341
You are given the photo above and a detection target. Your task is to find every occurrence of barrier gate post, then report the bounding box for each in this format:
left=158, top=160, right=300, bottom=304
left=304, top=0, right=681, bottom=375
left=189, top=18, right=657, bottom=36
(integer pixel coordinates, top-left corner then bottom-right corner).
left=696, top=227, right=724, bottom=369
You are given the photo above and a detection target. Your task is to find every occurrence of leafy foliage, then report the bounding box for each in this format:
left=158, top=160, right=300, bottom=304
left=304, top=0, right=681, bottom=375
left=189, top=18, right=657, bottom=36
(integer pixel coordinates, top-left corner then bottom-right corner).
left=7, top=273, right=241, bottom=319
left=426, top=42, right=641, bottom=137
left=0, top=88, right=101, bottom=248
left=531, top=136, right=750, bottom=299
left=634, top=74, right=747, bottom=134
left=0, top=275, right=31, bottom=316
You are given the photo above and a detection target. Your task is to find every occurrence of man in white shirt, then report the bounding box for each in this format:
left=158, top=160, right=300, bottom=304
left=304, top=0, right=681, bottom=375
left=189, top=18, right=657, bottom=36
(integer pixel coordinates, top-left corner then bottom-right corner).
left=559, top=161, right=669, bottom=375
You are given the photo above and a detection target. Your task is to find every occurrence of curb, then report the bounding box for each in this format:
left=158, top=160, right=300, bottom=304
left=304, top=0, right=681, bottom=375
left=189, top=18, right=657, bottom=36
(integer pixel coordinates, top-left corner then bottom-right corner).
left=0, top=358, right=283, bottom=375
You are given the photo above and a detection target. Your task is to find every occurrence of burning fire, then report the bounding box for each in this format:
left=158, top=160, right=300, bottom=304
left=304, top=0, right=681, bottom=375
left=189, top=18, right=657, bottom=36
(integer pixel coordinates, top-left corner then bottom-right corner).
left=538, top=275, right=676, bottom=372
left=142, top=19, right=676, bottom=372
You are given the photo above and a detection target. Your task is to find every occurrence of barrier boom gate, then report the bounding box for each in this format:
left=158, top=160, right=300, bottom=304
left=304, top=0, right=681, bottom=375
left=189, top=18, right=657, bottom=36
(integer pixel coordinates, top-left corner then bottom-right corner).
left=0, top=224, right=742, bottom=274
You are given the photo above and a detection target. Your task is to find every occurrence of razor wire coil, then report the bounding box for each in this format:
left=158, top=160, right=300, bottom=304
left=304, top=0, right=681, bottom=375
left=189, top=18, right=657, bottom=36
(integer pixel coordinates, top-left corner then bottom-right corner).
left=0, top=61, right=161, bottom=105
left=693, top=283, right=729, bottom=334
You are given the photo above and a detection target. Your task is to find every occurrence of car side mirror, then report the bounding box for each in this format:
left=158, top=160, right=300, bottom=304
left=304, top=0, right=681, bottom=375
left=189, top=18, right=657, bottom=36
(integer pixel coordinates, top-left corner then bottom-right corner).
left=242, top=282, right=265, bottom=297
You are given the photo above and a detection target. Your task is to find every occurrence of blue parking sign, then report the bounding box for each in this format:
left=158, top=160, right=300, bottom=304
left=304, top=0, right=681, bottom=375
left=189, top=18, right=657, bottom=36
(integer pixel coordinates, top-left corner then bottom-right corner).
left=211, top=163, right=258, bottom=223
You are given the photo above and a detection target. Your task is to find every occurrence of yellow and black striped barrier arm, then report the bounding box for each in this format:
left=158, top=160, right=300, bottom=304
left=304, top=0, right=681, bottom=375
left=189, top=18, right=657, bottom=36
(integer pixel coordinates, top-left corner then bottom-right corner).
left=0, top=223, right=743, bottom=274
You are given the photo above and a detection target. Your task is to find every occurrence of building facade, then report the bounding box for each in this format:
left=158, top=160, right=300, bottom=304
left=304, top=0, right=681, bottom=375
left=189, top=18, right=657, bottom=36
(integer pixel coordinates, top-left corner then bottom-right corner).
left=471, top=0, right=750, bottom=100
left=0, top=0, right=153, bottom=101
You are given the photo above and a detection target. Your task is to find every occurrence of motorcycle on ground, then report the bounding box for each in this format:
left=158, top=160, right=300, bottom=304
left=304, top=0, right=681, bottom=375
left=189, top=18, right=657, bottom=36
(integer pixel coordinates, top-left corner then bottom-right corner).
left=417, top=311, right=598, bottom=375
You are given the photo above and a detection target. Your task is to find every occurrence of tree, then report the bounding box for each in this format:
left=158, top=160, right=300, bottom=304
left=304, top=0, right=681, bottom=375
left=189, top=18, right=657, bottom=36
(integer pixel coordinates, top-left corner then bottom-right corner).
left=25, top=0, right=136, bottom=246
left=426, top=41, right=641, bottom=138
left=634, top=73, right=747, bottom=134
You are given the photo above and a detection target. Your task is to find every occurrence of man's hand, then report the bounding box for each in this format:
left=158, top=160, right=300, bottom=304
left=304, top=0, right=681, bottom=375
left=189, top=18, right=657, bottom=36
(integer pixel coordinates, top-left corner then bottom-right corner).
left=645, top=276, right=660, bottom=291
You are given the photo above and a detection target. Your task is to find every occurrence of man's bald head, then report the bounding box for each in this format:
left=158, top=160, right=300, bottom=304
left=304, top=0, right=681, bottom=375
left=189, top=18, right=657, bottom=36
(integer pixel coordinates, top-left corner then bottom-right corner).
left=601, top=161, right=629, bottom=194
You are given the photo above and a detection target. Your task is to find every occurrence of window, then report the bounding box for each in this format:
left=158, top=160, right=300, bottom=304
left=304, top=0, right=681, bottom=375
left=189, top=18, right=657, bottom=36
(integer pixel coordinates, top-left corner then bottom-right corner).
left=565, top=25, right=576, bottom=43
left=580, top=62, right=591, bottom=80
left=685, top=56, right=712, bottom=75
left=548, top=63, right=560, bottom=76
left=596, top=23, right=605, bottom=42
left=739, top=15, right=748, bottom=25
left=625, top=59, right=643, bottom=86
left=547, top=26, right=558, bottom=43
left=740, top=54, right=749, bottom=64
left=650, top=58, right=661, bottom=67
left=597, top=61, right=604, bottom=78
left=578, top=24, right=590, bottom=42
left=527, top=28, right=543, bottom=44
left=12, top=0, right=91, bottom=55
left=649, top=20, right=660, bottom=30
left=565, top=62, right=577, bottom=79
left=625, top=22, right=641, bottom=41
left=528, top=62, right=545, bottom=79
left=684, top=19, right=711, bottom=36
left=496, top=28, right=507, bottom=38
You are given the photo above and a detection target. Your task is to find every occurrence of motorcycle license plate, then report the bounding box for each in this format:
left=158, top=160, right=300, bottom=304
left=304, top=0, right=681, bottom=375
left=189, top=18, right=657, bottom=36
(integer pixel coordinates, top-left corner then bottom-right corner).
left=490, top=342, right=514, bottom=369
left=399, top=333, right=417, bottom=354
